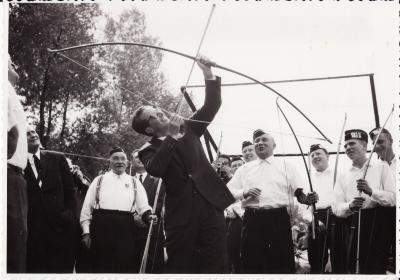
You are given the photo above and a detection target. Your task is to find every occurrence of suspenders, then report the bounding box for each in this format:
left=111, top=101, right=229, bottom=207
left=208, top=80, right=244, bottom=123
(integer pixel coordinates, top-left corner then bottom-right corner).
left=94, top=174, right=138, bottom=214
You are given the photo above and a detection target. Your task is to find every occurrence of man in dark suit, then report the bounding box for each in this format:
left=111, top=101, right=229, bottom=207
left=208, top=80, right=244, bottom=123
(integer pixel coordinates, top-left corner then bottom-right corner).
left=24, top=126, right=77, bottom=273
left=132, top=149, right=165, bottom=273
left=131, top=56, right=235, bottom=273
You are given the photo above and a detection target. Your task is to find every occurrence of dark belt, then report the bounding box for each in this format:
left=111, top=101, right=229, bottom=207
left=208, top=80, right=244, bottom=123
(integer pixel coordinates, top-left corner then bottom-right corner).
left=7, top=163, right=23, bottom=175
left=245, top=206, right=286, bottom=215
left=93, top=208, right=134, bottom=216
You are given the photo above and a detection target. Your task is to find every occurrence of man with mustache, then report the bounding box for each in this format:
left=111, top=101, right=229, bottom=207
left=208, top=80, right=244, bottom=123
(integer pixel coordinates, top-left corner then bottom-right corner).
left=80, top=146, right=157, bottom=273
left=228, top=129, right=317, bottom=273
left=332, top=129, right=395, bottom=274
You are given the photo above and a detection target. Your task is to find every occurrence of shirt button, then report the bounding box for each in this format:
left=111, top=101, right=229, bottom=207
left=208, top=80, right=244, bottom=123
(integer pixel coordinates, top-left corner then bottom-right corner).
left=188, top=174, right=192, bottom=179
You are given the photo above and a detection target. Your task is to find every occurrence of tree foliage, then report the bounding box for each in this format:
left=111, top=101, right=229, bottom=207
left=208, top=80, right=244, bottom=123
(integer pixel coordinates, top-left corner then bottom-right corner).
left=9, top=4, right=184, bottom=179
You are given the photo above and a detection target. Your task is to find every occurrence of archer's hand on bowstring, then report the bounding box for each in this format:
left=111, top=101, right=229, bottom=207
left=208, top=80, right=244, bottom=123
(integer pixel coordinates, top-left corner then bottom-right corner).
left=168, top=113, right=185, bottom=140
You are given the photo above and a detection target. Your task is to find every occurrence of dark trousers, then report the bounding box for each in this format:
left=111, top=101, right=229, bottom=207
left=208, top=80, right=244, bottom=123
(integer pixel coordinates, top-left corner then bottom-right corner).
left=136, top=220, right=165, bottom=273
left=165, top=192, right=228, bottom=273
left=344, top=207, right=392, bottom=274
left=26, top=210, right=76, bottom=273
left=241, top=207, right=295, bottom=274
left=308, top=208, right=329, bottom=273
left=328, top=215, right=347, bottom=273
left=226, top=216, right=243, bottom=273
left=7, top=166, right=28, bottom=273
left=91, top=209, right=138, bottom=273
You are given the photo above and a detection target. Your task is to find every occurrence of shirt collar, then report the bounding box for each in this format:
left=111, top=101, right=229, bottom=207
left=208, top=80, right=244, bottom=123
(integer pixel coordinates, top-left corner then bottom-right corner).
left=350, top=158, right=373, bottom=171
left=136, top=171, right=147, bottom=178
left=28, top=150, right=41, bottom=160
left=110, top=170, right=127, bottom=178
left=257, top=154, right=274, bottom=164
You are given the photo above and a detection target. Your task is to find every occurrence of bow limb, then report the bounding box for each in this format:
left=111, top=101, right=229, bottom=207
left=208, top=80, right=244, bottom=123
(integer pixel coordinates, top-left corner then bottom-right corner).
left=49, top=42, right=331, bottom=143
left=276, top=98, right=317, bottom=239
left=333, top=113, right=347, bottom=188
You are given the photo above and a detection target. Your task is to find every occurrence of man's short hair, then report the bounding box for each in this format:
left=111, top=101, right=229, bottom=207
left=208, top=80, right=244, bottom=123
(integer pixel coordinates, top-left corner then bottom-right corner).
left=309, top=144, right=328, bottom=155
left=132, top=106, right=152, bottom=136
left=218, top=154, right=231, bottom=166
left=231, top=156, right=244, bottom=164
left=369, top=127, right=392, bottom=142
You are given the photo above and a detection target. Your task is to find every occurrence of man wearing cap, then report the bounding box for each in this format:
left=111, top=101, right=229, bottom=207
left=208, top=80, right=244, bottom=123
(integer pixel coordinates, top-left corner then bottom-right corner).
left=7, top=54, right=29, bottom=273
left=131, top=57, right=234, bottom=273
left=305, top=144, right=345, bottom=273
left=332, top=129, right=395, bottom=274
left=80, top=146, right=157, bottom=273
left=24, top=126, right=77, bottom=273
left=131, top=149, right=165, bottom=273
left=228, top=129, right=316, bottom=273
left=369, top=127, right=396, bottom=273
left=242, top=141, right=257, bottom=163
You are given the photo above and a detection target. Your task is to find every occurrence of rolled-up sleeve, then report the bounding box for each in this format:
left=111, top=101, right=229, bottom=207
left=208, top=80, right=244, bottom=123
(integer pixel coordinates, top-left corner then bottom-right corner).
left=371, top=162, right=395, bottom=206
left=331, top=176, right=353, bottom=218
left=80, top=177, right=100, bottom=234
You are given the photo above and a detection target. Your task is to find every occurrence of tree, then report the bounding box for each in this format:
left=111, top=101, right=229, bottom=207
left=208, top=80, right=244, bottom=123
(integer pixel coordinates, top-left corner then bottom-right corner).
left=9, top=3, right=102, bottom=147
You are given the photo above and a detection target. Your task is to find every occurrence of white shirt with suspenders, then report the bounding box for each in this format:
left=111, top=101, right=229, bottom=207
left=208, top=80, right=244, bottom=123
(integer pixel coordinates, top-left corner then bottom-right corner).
left=80, top=171, right=151, bottom=234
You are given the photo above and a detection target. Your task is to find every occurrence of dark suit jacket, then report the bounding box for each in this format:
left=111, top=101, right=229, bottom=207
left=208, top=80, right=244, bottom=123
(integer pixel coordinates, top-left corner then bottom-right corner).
left=139, top=77, right=235, bottom=229
left=25, top=150, right=76, bottom=234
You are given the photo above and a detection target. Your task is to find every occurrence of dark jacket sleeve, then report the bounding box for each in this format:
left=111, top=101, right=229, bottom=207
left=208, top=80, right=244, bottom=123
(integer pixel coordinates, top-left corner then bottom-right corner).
left=59, top=155, right=76, bottom=217
left=139, top=136, right=178, bottom=178
left=188, top=76, right=221, bottom=137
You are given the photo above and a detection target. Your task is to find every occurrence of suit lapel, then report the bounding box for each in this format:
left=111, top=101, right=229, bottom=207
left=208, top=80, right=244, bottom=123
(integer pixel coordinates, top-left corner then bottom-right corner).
left=39, top=151, right=49, bottom=187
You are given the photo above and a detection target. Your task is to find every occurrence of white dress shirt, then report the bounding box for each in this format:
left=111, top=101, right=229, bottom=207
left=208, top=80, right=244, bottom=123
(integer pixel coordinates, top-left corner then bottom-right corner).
left=228, top=155, right=304, bottom=209
left=8, top=82, right=27, bottom=169
left=28, top=150, right=42, bottom=187
left=310, top=166, right=335, bottom=209
left=80, top=171, right=151, bottom=234
left=332, top=158, right=395, bottom=218
left=389, top=156, right=396, bottom=178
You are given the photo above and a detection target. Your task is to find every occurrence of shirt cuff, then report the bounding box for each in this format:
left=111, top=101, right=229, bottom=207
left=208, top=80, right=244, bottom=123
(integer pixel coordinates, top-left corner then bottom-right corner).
left=82, top=222, right=90, bottom=234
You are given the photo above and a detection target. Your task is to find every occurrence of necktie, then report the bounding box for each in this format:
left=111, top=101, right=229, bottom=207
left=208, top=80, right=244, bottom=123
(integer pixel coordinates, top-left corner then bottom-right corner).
left=139, top=174, right=143, bottom=183
left=33, top=154, right=42, bottom=173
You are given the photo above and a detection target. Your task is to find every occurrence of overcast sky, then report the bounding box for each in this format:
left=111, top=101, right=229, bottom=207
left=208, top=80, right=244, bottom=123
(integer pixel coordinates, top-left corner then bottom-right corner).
left=0, top=2, right=396, bottom=189
left=100, top=3, right=397, bottom=162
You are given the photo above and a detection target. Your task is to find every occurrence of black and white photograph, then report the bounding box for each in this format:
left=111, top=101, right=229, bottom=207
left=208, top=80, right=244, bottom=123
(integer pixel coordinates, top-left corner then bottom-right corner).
left=2, top=1, right=398, bottom=277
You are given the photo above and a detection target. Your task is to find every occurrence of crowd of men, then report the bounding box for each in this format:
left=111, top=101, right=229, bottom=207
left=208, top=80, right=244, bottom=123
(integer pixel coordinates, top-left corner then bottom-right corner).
left=7, top=54, right=396, bottom=274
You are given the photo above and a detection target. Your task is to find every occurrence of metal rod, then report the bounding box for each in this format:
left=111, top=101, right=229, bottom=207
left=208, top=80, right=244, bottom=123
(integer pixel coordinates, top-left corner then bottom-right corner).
left=186, top=73, right=373, bottom=88
left=369, top=74, right=380, bottom=128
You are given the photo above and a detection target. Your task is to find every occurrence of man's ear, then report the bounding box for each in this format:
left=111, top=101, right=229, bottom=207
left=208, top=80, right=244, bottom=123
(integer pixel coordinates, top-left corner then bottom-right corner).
left=145, top=126, right=154, bottom=135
